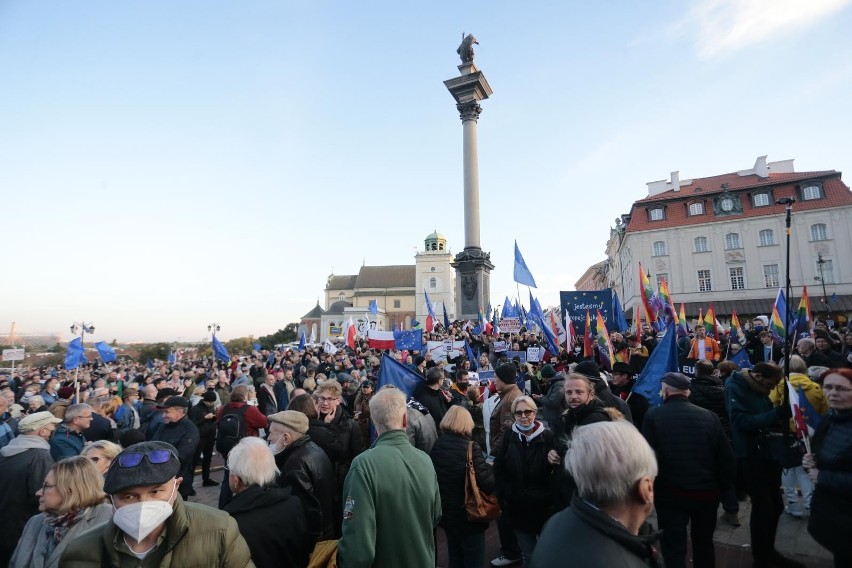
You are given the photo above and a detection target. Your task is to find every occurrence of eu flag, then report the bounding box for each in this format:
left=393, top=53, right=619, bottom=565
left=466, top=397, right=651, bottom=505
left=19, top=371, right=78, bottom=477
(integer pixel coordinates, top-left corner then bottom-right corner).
left=465, top=340, right=478, bottom=371
left=297, top=332, right=306, bottom=351
left=65, top=337, right=86, bottom=370
left=612, top=292, right=629, bottom=333
left=394, top=329, right=423, bottom=351
left=513, top=241, right=538, bottom=288
left=376, top=355, right=422, bottom=399
left=632, top=322, right=678, bottom=406
left=212, top=335, right=230, bottom=363
left=443, top=303, right=451, bottom=329
left=95, top=341, right=117, bottom=363
left=728, top=348, right=753, bottom=370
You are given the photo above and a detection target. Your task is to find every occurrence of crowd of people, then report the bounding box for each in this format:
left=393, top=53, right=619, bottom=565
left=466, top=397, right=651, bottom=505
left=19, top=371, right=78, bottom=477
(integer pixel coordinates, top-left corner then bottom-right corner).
left=0, top=315, right=850, bottom=567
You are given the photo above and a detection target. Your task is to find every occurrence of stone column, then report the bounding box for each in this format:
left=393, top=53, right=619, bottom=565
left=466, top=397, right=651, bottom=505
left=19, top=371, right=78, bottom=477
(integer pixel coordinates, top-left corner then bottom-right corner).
left=444, top=53, right=495, bottom=320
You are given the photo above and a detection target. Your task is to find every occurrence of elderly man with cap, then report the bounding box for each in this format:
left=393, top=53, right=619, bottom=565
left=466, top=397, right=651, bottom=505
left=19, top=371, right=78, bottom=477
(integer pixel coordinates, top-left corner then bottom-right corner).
left=151, top=397, right=199, bottom=499
left=0, top=411, right=61, bottom=566
left=223, top=437, right=312, bottom=568
left=59, top=441, right=253, bottom=567
left=642, top=372, right=735, bottom=568
left=190, top=390, right=219, bottom=487
left=268, top=410, right=336, bottom=542
left=610, top=361, right=649, bottom=428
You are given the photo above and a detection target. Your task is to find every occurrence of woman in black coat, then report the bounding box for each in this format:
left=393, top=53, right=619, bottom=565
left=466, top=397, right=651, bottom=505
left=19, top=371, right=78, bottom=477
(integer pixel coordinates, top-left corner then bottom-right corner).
left=431, top=405, right=496, bottom=568
left=493, top=395, right=556, bottom=568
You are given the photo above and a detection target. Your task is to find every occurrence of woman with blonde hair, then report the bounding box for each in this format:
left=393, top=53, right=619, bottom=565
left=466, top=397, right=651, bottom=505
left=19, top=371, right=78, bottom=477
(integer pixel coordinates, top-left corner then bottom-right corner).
left=80, top=440, right=123, bottom=475
left=10, top=456, right=112, bottom=568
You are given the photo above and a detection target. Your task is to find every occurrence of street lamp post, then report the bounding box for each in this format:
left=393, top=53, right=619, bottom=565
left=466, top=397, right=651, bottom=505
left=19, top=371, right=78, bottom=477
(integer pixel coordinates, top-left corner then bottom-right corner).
left=776, top=197, right=795, bottom=443
left=70, top=321, right=95, bottom=401
left=816, top=253, right=829, bottom=315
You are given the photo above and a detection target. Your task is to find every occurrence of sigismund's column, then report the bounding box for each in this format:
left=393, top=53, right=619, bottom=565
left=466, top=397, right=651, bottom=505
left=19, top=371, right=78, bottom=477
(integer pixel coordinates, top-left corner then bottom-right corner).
left=444, top=34, right=494, bottom=321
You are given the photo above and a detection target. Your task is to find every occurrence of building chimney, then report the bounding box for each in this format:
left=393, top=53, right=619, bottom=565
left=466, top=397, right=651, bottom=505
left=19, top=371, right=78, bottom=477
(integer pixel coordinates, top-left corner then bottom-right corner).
left=754, top=155, right=769, bottom=178
left=671, top=171, right=681, bottom=192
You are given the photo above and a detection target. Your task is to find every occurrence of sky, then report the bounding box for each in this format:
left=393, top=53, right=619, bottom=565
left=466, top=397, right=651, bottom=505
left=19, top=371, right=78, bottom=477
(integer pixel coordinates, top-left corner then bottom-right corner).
left=2, top=0, right=851, bottom=343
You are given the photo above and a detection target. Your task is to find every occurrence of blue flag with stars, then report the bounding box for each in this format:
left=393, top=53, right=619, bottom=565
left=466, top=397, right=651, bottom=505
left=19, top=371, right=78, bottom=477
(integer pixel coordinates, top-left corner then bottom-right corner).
left=443, top=303, right=451, bottom=329
left=560, top=289, right=613, bottom=336
left=212, top=335, right=230, bottom=363
left=95, top=341, right=117, bottom=363
left=513, top=240, right=538, bottom=288
left=394, top=329, right=422, bottom=351
left=65, top=337, right=86, bottom=369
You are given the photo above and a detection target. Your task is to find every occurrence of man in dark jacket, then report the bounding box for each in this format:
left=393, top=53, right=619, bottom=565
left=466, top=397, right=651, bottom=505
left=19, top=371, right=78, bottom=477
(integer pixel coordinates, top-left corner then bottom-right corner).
left=152, top=396, right=200, bottom=499
left=269, top=410, right=337, bottom=542
left=413, top=366, right=454, bottom=429
left=189, top=390, right=219, bottom=487
left=574, top=360, right=632, bottom=423
left=533, top=421, right=661, bottom=568
left=750, top=331, right=783, bottom=365
left=49, top=402, right=92, bottom=460
left=725, top=363, right=803, bottom=568
left=610, top=362, right=649, bottom=428
left=643, top=372, right=735, bottom=568
left=224, top=436, right=312, bottom=568
left=0, top=412, right=59, bottom=567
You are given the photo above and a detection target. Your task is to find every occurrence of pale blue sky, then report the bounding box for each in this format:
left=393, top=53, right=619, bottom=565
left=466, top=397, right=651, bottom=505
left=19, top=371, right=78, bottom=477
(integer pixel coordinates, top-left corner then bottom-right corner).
left=2, top=0, right=851, bottom=343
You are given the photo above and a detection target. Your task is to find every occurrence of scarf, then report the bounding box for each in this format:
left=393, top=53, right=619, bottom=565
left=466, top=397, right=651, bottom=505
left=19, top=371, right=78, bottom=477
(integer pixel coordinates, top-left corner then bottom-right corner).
left=43, top=507, right=88, bottom=556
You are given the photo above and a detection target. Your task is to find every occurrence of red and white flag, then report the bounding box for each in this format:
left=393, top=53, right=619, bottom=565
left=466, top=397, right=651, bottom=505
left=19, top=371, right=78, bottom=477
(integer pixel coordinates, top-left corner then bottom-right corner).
left=346, top=316, right=356, bottom=350
left=786, top=380, right=813, bottom=437
left=367, top=330, right=395, bottom=350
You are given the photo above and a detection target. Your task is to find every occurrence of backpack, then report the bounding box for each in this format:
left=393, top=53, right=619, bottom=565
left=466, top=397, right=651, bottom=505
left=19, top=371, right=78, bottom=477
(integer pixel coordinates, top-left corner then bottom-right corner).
left=216, top=404, right=249, bottom=455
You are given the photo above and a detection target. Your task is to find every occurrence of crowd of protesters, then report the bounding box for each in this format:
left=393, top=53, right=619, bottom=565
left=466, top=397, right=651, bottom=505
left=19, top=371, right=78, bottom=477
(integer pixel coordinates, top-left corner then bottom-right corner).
left=0, top=315, right=850, bottom=567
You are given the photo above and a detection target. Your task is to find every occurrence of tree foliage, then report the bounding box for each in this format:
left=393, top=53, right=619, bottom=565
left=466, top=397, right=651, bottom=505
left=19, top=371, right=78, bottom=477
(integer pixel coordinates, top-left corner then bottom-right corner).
left=224, top=337, right=254, bottom=355
left=257, top=323, right=298, bottom=349
left=135, top=343, right=171, bottom=364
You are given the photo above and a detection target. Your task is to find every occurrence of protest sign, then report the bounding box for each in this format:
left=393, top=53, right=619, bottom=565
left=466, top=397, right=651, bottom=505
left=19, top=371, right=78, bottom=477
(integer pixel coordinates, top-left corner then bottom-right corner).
left=493, top=340, right=508, bottom=352
left=500, top=317, right=521, bottom=334
left=506, top=350, right=527, bottom=364
left=526, top=347, right=542, bottom=362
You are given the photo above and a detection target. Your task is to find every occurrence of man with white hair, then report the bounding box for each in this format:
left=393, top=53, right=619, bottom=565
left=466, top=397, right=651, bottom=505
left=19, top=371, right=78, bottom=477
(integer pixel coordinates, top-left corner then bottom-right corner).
left=338, top=387, right=441, bottom=568
left=642, top=372, right=735, bottom=568
left=532, top=421, right=661, bottom=567
left=223, top=437, right=312, bottom=568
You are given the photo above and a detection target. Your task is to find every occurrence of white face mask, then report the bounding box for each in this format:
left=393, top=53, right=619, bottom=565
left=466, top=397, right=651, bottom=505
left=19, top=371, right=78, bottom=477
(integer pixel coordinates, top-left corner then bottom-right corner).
left=268, top=435, right=285, bottom=455
left=112, top=481, right=177, bottom=542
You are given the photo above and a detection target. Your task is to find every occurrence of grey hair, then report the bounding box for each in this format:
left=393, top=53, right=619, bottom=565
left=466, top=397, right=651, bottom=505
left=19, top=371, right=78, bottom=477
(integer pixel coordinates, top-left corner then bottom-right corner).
left=566, top=421, right=657, bottom=507
left=65, top=403, right=92, bottom=423
left=369, top=387, right=407, bottom=434
left=797, top=337, right=815, bottom=350
left=227, top=437, right=279, bottom=487
left=788, top=355, right=807, bottom=374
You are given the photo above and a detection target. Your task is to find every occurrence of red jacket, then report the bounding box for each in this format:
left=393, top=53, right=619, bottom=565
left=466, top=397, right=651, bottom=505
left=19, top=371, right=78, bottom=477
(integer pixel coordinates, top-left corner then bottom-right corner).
left=216, top=402, right=269, bottom=437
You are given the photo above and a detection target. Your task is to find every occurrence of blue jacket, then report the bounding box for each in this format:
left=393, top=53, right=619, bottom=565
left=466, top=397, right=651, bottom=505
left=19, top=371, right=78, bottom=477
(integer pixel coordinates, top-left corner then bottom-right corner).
left=723, top=371, right=784, bottom=459
left=48, top=424, right=85, bottom=461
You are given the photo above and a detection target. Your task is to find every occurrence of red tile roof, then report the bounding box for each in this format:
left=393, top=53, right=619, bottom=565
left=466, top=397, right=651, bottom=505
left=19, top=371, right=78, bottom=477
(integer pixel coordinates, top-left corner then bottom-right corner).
left=627, top=171, right=852, bottom=233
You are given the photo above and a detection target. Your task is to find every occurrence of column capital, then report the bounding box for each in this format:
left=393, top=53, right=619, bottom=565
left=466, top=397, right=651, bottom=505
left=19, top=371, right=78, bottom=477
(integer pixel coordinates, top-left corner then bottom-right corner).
left=457, top=101, right=482, bottom=122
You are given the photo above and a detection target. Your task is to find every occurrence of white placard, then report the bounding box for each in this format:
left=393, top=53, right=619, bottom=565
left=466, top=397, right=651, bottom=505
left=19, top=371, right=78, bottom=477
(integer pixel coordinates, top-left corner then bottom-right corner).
left=2, top=348, right=25, bottom=362
left=500, top=317, right=521, bottom=334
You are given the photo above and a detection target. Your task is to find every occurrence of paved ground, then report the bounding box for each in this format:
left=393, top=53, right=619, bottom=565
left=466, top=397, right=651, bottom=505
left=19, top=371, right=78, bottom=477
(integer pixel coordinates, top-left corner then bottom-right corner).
left=189, top=463, right=833, bottom=567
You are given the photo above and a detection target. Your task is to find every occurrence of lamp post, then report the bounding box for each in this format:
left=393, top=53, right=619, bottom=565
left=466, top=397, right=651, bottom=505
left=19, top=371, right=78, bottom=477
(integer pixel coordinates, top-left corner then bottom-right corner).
left=207, top=323, right=220, bottom=368
left=816, top=253, right=829, bottom=315
left=776, top=197, right=795, bottom=439
left=70, top=321, right=95, bottom=401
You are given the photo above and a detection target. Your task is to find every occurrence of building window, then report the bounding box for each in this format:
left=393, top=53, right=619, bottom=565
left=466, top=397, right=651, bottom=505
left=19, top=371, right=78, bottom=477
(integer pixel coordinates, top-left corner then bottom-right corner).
left=758, top=229, right=775, bottom=246
left=763, top=264, right=780, bottom=288
left=810, top=223, right=828, bottom=241
left=802, top=185, right=822, bottom=200
left=649, top=208, right=664, bottom=221
left=725, top=233, right=741, bottom=250
left=393, top=299, right=401, bottom=309
left=729, top=267, right=745, bottom=290
left=655, top=273, right=668, bottom=289
left=694, top=236, right=709, bottom=253
left=753, top=193, right=771, bottom=207
left=652, top=241, right=667, bottom=256
left=338, top=292, right=345, bottom=302
left=429, top=277, right=437, bottom=289
left=697, top=270, right=712, bottom=292
left=688, top=202, right=704, bottom=216
left=817, top=259, right=835, bottom=284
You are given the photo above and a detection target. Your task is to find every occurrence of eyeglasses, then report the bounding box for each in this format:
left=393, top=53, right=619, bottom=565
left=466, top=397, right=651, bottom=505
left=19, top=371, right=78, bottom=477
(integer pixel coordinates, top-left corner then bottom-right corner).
left=823, top=385, right=852, bottom=393
left=117, top=449, right=176, bottom=468
left=41, top=483, right=56, bottom=491
left=317, top=396, right=339, bottom=403
left=514, top=409, right=536, bottom=417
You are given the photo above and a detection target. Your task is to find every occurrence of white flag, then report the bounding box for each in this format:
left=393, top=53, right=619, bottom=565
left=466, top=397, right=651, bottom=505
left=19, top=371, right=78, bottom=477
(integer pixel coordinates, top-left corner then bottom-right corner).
left=323, top=339, right=338, bottom=355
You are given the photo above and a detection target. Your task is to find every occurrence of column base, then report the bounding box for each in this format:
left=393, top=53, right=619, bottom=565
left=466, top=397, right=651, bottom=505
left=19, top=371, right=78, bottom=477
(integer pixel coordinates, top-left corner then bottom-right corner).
left=451, top=247, right=495, bottom=321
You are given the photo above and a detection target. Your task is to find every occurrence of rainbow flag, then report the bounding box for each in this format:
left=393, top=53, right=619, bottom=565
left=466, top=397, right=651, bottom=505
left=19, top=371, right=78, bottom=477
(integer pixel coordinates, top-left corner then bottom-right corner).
left=658, top=276, right=676, bottom=323
left=796, top=286, right=812, bottom=339
left=638, top=262, right=657, bottom=323
left=677, top=303, right=690, bottom=337
left=595, top=310, right=615, bottom=371
left=704, top=304, right=717, bottom=339
left=583, top=310, right=594, bottom=358
left=770, top=289, right=787, bottom=343
left=730, top=310, right=746, bottom=345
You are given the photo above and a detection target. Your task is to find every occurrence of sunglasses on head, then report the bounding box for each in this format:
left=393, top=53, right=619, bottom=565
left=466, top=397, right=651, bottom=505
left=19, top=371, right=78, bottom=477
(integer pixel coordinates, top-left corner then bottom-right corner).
left=117, top=449, right=175, bottom=468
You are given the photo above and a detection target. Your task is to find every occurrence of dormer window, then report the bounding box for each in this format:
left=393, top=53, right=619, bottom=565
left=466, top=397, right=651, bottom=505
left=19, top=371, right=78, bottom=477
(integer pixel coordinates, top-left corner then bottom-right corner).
left=753, top=193, right=770, bottom=207
left=688, top=202, right=704, bottom=216
left=649, top=207, right=664, bottom=221
left=802, top=185, right=822, bottom=200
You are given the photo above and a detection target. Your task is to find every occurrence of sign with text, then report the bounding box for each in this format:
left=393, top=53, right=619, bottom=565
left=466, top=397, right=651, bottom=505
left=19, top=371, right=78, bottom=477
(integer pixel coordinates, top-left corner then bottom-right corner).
left=427, top=340, right=464, bottom=363
left=526, top=347, right=542, bottom=362
left=493, top=340, right=508, bottom=352
left=2, top=348, right=24, bottom=362
left=478, top=370, right=495, bottom=382
left=499, top=317, right=521, bottom=334
left=560, top=289, right=613, bottom=335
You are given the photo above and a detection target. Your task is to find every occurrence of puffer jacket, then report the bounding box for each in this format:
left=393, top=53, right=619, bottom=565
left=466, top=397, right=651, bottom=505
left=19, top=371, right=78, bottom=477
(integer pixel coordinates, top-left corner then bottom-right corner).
left=430, top=432, right=496, bottom=536
left=58, top=495, right=254, bottom=567
left=689, top=375, right=731, bottom=439
left=769, top=372, right=828, bottom=433
left=493, top=422, right=556, bottom=533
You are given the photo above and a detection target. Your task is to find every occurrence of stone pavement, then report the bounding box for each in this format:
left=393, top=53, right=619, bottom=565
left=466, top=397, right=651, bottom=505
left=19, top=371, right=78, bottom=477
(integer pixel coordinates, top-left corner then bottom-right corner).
left=189, top=465, right=834, bottom=567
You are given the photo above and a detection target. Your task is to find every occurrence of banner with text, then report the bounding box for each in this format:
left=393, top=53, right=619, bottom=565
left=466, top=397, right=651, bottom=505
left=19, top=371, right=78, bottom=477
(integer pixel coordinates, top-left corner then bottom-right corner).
left=560, top=289, right=613, bottom=335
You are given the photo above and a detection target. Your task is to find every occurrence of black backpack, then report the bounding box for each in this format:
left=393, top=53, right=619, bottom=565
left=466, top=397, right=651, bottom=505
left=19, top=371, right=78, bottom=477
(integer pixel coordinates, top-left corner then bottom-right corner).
left=216, top=404, right=249, bottom=455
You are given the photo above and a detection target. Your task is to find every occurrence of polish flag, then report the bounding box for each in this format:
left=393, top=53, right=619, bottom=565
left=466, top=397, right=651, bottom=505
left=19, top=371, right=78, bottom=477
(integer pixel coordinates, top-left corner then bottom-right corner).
left=786, top=380, right=812, bottom=437
left=346, top=316, right=356, bottom=350
left=367, top=330, right=395, bottom=350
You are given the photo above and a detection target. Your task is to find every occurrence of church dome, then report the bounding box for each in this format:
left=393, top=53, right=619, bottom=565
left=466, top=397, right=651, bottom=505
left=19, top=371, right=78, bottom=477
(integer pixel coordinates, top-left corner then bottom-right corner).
left=424, top=230, right=447, bottom=252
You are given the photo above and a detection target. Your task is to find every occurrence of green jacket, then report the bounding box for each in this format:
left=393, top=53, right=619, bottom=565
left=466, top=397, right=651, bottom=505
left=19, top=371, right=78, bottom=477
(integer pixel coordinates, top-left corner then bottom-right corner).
left=338, top=429, right=441, bottom=568
left=59, top=495, right=254, bottom=568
